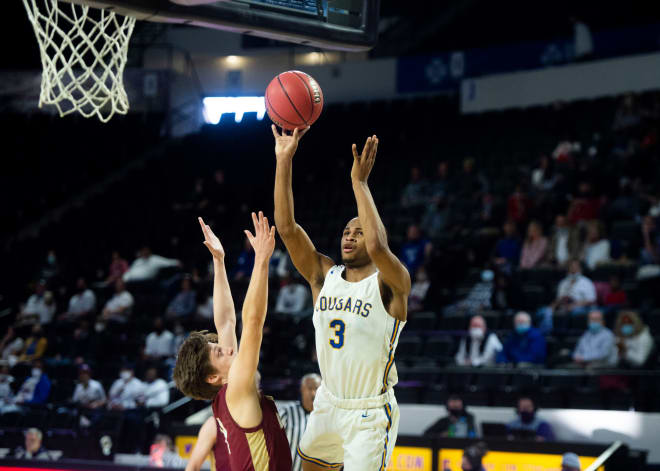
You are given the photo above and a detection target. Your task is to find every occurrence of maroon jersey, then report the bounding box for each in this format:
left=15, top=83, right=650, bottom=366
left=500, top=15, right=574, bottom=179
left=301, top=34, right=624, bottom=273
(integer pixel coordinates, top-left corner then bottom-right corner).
left=212, top=385, right=292, bottom=471
left=213, top=420, right=231, bottom=471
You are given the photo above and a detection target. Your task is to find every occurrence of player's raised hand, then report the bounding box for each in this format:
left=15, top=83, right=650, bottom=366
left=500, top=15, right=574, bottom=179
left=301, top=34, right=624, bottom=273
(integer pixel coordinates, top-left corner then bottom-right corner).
left=272, top=125, right=310, bottom=161
left=351, top=135, right=379, bottom=183
left=244, top=211, right=276, bottom=261
left=198, top=217, right=225, bottom=260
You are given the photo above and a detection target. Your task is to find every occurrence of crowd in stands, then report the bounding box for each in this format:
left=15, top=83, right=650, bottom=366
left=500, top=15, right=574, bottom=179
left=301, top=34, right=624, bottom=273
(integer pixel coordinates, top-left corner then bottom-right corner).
left=0, top=90, right=659, bottom=459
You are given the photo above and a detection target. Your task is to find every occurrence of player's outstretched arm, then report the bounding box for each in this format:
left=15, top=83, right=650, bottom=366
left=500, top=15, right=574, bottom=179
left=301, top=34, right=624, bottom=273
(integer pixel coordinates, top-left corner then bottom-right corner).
left=185, top=416, right=216, bottom=471
left=226, top=211, right=274, bottom=427
left=198, top=217, right=237, bottom=353
left=351, top=136, right=411, bottom=317
left=272, top=125, right=333, bottom=285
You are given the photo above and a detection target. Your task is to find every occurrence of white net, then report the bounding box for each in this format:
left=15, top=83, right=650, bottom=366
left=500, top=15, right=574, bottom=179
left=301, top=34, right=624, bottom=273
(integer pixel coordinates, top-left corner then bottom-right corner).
left=22, top=0, right=136, bottom=122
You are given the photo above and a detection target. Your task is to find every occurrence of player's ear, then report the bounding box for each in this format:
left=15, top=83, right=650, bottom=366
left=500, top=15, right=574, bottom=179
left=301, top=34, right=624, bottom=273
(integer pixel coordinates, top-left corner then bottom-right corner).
left=206, top=373, right=221, bottom=385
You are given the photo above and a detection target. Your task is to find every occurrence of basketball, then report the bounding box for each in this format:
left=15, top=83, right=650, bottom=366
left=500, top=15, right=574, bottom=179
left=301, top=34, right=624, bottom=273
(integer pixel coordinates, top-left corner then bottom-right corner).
left=265, top=70, right=324, bottom=131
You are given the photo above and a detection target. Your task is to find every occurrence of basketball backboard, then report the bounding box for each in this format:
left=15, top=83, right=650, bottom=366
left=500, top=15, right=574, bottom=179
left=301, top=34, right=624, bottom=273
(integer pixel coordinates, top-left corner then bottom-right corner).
left=66, top=0, right=380, bottom=51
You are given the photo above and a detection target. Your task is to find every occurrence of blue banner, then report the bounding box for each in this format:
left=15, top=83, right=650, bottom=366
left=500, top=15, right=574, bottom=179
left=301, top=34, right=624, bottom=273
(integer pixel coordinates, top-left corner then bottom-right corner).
left=397, top=23, right=660, bottom=94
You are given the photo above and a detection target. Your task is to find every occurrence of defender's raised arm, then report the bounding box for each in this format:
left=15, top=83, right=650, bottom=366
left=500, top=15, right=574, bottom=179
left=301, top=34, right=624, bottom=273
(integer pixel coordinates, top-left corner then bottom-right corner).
left=198, top=217, right=237, bottom=353
left=226, top=212, right=275, bottom=426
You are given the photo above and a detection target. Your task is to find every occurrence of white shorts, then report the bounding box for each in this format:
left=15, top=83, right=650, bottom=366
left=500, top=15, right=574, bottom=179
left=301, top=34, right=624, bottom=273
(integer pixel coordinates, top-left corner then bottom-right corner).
left=297, top=384, right=400, bottom=471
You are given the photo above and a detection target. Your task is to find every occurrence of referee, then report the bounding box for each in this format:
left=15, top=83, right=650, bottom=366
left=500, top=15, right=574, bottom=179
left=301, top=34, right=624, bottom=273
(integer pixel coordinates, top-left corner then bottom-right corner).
left=279, top=373, right=321, bottom=471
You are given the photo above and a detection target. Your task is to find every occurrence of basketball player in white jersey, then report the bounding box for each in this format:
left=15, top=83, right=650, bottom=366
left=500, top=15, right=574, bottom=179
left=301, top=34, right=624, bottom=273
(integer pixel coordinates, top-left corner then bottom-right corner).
left=272, top=125, right=411, bottom=471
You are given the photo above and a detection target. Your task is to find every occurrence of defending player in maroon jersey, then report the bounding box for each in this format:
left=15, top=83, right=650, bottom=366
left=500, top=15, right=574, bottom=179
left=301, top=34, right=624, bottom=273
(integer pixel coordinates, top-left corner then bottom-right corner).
left=175, top=212, right=292, bottom=471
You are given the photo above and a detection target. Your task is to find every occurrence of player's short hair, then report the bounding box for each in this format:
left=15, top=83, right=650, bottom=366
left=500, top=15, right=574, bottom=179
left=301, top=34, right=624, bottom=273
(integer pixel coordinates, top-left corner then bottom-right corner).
left=173, top=331, right=221, bottom=401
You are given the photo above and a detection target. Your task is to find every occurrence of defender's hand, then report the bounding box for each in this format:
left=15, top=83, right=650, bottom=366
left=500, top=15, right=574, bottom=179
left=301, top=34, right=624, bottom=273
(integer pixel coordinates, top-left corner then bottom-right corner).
left=272, top=125, right=309, bottom=161
left=244, top=211, right=276, bottom=261
left=351, top=135, right=378, bottom=183
left=199, top=217, right=225, bottom=260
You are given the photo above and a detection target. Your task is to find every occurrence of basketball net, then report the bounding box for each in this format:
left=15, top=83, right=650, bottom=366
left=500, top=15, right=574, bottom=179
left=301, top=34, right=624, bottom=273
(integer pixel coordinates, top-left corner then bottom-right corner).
left=22, top=0, right=136, bottom=122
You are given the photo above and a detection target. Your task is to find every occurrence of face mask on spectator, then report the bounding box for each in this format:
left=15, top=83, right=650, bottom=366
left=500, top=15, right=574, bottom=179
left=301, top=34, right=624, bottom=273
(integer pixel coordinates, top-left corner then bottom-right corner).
left=120, top=371, right=132, bottom=381
left=588, top=322, right=602, bottom=333
left=469, top=327, right=485, bottom=339
left=31, top=368, right=41, bottom=378
left=449, top=407, right=463, bottom=418
left=621, top=324, right=634, bottom=336
left=515, top=324, right=530, bottom=335
left=520, top=411, right=535, bottom=423
left=481, top=270, right=494, bottom=282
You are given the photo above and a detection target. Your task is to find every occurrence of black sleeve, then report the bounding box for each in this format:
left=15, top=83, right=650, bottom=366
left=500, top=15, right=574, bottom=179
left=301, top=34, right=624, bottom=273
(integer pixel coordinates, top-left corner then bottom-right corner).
left=423, top=417, right=449, bottom=436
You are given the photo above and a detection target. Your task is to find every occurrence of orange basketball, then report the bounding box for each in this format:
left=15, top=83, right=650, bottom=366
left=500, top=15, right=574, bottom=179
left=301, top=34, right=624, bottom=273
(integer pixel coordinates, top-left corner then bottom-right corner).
left=265, top=70, right=324, bottom=131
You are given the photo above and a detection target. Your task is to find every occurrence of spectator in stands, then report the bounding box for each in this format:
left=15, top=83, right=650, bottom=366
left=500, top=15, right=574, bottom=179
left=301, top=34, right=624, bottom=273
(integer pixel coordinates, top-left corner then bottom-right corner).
left=421, top=195, right=452, bottom=239
left=491, top=271, right=515, bottom=312
left=496, top=312, right=546, bottom=366
left=568, top=181, right=602, bottom=225
left=15, top=359, right=51, bottom=405
left=173, top=177, right=208, bottom=213
left=423, top=394, right=477, bottom=438
left=603, top=275, right=627, bottom=309
left=0, top=365, right=14, bottom=408
left=165, top=276, right=196, bottom=319
left=274, top=272, right=309, bottom=317
left=537, top=260, right=597, bottom=333
left=640, top=215, right=660, bottom=265
left=232, top=238, right=255, bottom=281
left=493, top=221, right=522, bottom=270
left=546, top=214, right=580, bottom=268
left=507, top=183, right=532, bottom=225
left=59, top=277, right=96, bottom=322
left=101, top=278, right=134, bottom=323
left=195, top=290, right=213, bottom=323
left=400, top=224, right=432, bottom=275
left=401, top=165, right=428, bottom=210
left=108, top=364, right=144, bottom=411
left=39, top=250, right=60, bottom=284
left=105, top=251, right=129, bottom=286
left=72, top=364, right=106, bottom=409
left=572, top=310, right=617, bottom=368
left=16, top=280, right=56, bottom=326
left=0, top=327, right=24, bottom=368
left=409, top=266, right=431, bottom=313
left=561, top=452, right=581, bottom=471
left=13, top=428, right=55, bottom=460
left=460, top=442, right=488, bottom=471
left=455, top=157, right=488, bottom=199
left=531, top=155, right=558, bottom=193
left=615, top=311, right=655, bottom=368
left=123, top=247, right=181, bottom=283
left=428, top=161, right=453, bottom=200
left=455, top=315, right=502, bottom=367
left=144, top=318, right=175, bottom=363
left=138, top=367, right=170, bottom=408
left=271, top=242, right=294, bottom=279
left=149, top=434, right=186, bottom=468
left=612, top=94, right=641, bottom=132
left=520, top=220, right=548, bottom=269
left=571, top=17, right=594, bottom=61
left=507, top=396, right=555, bottom=441
left=173, top=322, right=186, bottom=354
left=580, top=220, right=611, bottom=270
left=17, top=323, right=48, bottom=363
left=442, top=269, right=494, bottom=317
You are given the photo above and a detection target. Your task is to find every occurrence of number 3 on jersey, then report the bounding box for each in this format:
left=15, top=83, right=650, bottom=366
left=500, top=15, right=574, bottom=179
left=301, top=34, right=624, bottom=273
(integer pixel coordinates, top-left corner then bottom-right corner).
left=329, top=319, right=345, bottom=349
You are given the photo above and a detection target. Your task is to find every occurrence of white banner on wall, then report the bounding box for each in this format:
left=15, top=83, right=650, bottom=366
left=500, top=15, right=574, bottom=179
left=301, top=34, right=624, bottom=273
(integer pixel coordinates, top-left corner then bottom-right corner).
left=461, top=52, right=660, bottom=114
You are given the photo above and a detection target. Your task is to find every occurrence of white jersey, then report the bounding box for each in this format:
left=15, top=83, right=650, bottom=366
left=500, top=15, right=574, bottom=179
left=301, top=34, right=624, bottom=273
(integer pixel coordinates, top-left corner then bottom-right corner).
left=313, top=265, right=405, bottom=399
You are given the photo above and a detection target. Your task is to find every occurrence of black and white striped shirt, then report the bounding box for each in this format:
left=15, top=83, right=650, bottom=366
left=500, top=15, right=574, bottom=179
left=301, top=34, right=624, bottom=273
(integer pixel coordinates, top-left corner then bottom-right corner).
left=277, top=401, right=309, bottom=471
